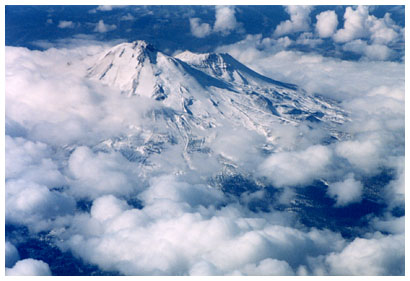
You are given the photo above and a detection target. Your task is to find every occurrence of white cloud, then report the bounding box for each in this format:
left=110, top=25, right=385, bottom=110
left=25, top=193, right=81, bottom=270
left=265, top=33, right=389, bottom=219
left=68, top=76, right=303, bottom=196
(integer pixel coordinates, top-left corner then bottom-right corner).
left=189, top=18, right=212, bottom=38
left=97, top=5, right=114, bottom=11
left=371, top=215, right=404, bottom=235
left=120, top=13, right=135, bottom=21
left=91, top=194, right=131, bottom=222
left=211, top=127, right=266, bottom=172
left=6, top=259, right=52, bottom=276
left=258, top=145, right=332, bottom=187
left=5, top=135, right=76, bottom=232
left=333, top=6, right=402, bottom=47
left=58, top=20, right=75, bottom=29
left=67, top=146, right=142, bottom=199
left=335, top=139, right=380, bottom=173
left=90, top=5, right=129, bottom=13
left=342, top=39, right=392, bottom=61
left=189, top=6, right=241, bottom=38
left=6, top=136, right=66, bottom=187
left=296, top=32, right=323, bottom=47
left=213, top=6, right=239, bottom=35
left=327, top=173, right=363, bottom=207
left=274, top=6, right=313, bottom=37
left=333, top=6, right=369, bottom=43
left=384, top=156, right=404, bottom=209
left=61, top=178, right=346, bottom=275
left=324, top=233, right=404, bottom=275
left=230, top=258, right=295, bottom=275
left=368, top=13, right=400, bottom=45
left=6, top=179, right=76, bottom=232
left=102, top=5, right=129, bottom=11
left=140, top=175, right=225, bottom=208
left=315, top=10, right=338, bottom=38
left=5, top=242, right=20, bottom=268
left=94, top=20, right=117, bottom=33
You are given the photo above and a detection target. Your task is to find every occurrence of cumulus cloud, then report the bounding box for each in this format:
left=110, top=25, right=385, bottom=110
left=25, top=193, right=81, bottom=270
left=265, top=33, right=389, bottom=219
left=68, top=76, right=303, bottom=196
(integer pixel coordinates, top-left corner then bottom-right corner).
left=189, top=18, right=212, bottom=38
left=363, top=43, right=393, bottom=61
left=342, top=39, right=392, bottom=61
left=58, top=20, right=75, bottom=29
left=274, top=6, right=313, bottom=37
left=189, top=6, right=239, bottom=38
left=230, top=258, right=295, bottom=276
left=6, top=179, right=76, bottom=232
left=217, top=6, right=404, bottom=62
left=67, top=146, right=142, bottom=199
left=6, top=259, right=52, bottom=276
left=211, top=127, right=266, bottom=172
left=371, top=215, right=404, bottom=235
left=94, top=20, right=117, bottom=33
left=60, top=176, right=346, bottom=275
left=368, top=13, right=400, bottom=45
left=333, top=6, right=402, bottom=48
left=258, top=145, right=332, bottom=187
left=5, top=136, right=66, bottom=187
left=384, top=156, right=404, bottom=210
left=333, top=6, right=369, bottom=43
left=5, top=136, right=76, bottom=232
left=140, top=175, right=225, bottom=208
left=296, top=32, right=323, bottom=48
left=315, top=10, right=338, bottom=38
left=89, top=5, right=128, bottom=13
left=213, top=6, right=238, bottom=35
left=324, top=233, right=404, bottom=275
left=120, top=13, right=135, bottom=21
left=97, top=5, right=115, bottom=11
left=5, top=242, right=20, bottom=268
left=6, top=47, right=102, bottom=146
left=327, top=173, right=363, bottom=207
left=90, top=194, right=131, bottom=222
left=335, top=140, right=381, bottom=173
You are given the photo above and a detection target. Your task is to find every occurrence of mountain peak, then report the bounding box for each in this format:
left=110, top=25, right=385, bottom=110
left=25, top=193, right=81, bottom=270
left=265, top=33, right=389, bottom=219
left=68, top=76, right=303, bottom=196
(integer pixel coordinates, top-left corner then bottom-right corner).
left=175, top=50, right=231, bottom=68
left=130, top=40, right=156, bottom=52
left=87, top=40, right=162, bottom=96
left=175, top=50, right=297, bottom=89
left=101, top=40, right=157, bottom=63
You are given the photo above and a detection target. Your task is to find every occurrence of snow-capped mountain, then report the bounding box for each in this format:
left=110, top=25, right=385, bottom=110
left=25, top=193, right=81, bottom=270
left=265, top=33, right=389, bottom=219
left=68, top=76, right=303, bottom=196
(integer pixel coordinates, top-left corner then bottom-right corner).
left=87, top=40, right=347, bottom=170
left=175, top=50, right=296, bottom=88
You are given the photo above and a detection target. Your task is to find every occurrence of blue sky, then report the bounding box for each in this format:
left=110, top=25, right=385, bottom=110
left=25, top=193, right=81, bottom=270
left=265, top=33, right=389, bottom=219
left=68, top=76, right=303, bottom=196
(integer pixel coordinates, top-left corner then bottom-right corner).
left=5, top=5, right=405, bottom=61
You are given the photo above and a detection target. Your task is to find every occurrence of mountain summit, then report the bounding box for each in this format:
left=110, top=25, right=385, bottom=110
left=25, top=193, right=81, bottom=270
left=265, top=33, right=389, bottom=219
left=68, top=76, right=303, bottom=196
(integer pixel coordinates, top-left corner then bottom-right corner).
left=175, top=51, right=297, bottom=89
